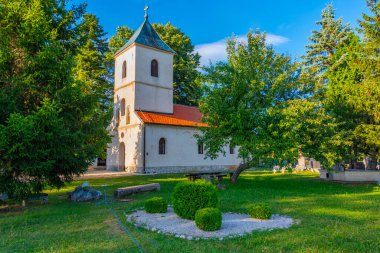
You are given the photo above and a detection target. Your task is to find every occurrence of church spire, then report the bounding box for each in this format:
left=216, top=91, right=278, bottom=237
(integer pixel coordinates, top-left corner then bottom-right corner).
left=144, top=5, right=149, bottom=19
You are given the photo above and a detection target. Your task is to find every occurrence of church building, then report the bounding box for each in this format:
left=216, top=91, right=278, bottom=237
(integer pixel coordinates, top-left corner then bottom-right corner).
left=106, top=7, right=241, bottom=173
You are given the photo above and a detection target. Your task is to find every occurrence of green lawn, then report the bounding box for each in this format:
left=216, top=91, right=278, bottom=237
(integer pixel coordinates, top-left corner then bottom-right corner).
left=0, top=171, right=379, bottom=253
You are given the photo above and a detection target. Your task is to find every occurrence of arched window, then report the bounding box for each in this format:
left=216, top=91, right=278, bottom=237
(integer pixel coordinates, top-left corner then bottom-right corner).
left=151, top=59, right=158, bottom=77
left=126, top=106, right=130, bottom=124
left=229, top=144, right=234, bottom=154
left=122, top=61, right=127, bottom=78
left=115, top=108, right=120, bottom=127
left=120, top=99, right=126, bottom=116
left=198, top=143, right=204, bottom=154
left=159, top=138, right=166, bottom=155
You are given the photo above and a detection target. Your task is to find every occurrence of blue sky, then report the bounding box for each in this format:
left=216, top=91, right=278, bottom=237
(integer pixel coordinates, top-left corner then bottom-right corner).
left=78, top=0, right=368, bottom=65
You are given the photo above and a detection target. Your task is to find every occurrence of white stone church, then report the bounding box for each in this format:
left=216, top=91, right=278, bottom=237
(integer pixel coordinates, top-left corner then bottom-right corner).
left=104, top=9, right=241, bottom=173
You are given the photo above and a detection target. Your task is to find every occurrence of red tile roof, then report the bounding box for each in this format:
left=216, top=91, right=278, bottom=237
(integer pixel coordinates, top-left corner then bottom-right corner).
left=136, top=104, right=208, bottom=127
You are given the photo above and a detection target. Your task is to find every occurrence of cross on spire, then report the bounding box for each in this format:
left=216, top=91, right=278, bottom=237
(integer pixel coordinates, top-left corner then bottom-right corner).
left=144, top=5, right=149, bottom=19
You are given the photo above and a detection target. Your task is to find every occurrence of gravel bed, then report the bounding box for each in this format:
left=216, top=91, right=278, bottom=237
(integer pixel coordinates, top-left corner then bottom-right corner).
left=126, top=207, right=295, bottom=240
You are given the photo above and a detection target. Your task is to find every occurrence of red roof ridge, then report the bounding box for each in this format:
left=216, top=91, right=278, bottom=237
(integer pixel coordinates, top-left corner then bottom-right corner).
left=173, top=104, right=200, bottom=109
left=135, top=105, right=208, bottom=128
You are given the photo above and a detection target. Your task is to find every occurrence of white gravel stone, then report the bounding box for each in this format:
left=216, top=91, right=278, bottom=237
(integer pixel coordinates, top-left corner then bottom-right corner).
left=126, top=207, right=295, bottom=240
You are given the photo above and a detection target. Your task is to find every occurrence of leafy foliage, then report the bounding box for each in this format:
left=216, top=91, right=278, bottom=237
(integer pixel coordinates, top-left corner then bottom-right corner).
left=299, top=2, right=380, bottom=170
left=195, top=207, right=222, bottom=231
left=198, top=31, right=304, bottom=174
left=0, top=0, right=111, bottom=200
left=153, top=23, right=202, bottom=106
left=247, top=203, right=272, bottom=219
left=144, top=197, right=168, bottom=213
left=171, top=180, right=218, bottom=220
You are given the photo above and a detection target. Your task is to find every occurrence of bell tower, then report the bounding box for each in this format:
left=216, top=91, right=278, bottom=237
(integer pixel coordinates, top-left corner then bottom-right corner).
left=113, top=5, right=175, bottom=115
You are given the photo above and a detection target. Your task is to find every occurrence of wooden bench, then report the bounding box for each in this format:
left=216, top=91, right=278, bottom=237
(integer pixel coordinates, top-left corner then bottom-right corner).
left=114, top=183, right=160, bottom=198
left=185, top=172, right=229, bottom=183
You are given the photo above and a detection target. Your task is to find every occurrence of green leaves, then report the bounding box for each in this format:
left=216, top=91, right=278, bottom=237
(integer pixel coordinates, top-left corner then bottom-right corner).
left=0, top=0, right=111, bottom=200
left=199, top=31, right=304, bottom=168
left=300, top=2, right=380, bottom=170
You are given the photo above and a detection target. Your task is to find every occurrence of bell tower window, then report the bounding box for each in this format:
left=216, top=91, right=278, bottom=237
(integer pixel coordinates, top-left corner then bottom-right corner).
left=122, top=61, right=127, bottom=78
left=120, top=99, right=126, bottom=116
left=151, top=59, right=158, bottom=77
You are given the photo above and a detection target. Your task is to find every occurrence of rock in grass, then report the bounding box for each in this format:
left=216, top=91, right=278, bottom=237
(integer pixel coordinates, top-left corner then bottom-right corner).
left=0, top=193, right=8, bottom=202
left=68, top=185, right=102, bottom=202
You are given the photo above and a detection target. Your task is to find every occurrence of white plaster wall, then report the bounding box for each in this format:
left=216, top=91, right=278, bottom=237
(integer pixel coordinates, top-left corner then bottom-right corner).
left=106, top=129, right=120, bottom=170
left=134, top=45, right=173, bottom=114
left=114, top=46, right=136, bottom=88
left=107, top=122, right=144, bottom=172
left=144, top=124, right=241, bottom=168
left=134, top=83, right=173, bottom=114
left=135, top=45, right=173, bottom=89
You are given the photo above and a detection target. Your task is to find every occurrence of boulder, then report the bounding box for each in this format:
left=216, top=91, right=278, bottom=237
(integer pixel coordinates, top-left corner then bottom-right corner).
left=68, top=185, right=102, bottom=202
left=0, top=193, right=8, bottom=202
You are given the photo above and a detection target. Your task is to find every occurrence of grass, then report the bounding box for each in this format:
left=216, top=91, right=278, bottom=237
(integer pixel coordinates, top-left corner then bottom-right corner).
left=0, top=170, right=379, bottom=253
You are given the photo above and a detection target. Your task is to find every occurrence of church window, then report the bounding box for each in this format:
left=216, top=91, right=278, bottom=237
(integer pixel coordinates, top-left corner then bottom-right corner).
left=229, top=144, right=235, bottom=154
left=116, top=108, right=120, bottom=127
left=126, top=106, right=130, bottom=124
left=198, top=143, right=204, bottom=154
left=122, top=61, right=127, bottom=78
left=151, top=59, right=158, bottom=77
left=159, top=138, right=166, bottom=155
left=121, top=99, right=126, bottom=116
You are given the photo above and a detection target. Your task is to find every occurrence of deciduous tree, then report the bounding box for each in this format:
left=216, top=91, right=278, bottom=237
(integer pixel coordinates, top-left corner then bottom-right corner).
left=198, top=31, right=304, bottom=183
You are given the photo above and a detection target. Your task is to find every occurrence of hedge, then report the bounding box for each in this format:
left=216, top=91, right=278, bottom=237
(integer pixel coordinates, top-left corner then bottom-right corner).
left=171, top=180, right=218, bottom=220
left=144, top=197, right=168, bottom=213
left=195, top=207, right=222, bottom=231
left=247, top=203, right=272, bottom=219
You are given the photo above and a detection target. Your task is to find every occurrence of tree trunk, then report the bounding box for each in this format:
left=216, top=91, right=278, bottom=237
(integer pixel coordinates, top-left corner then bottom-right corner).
left=230, top=163, right=250, bottom=184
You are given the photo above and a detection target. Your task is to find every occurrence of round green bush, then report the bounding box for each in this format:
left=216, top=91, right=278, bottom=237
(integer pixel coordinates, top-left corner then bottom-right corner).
left=247, top=203, right=272, bottom=219
left=195, top=207, right=222, bottom=231
left=144, top=197, right=167, bottom=213
left=171, top=180, right=218, bottom=220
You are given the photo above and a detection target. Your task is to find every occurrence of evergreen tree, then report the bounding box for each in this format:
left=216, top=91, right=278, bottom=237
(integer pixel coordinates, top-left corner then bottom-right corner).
left=73, top=13, right=112, bottom=160
left=300, top=2, right=380, bottom=170
left=0, top=0, right=111, bottom=201
left=303, top=4, right=350, bottom=73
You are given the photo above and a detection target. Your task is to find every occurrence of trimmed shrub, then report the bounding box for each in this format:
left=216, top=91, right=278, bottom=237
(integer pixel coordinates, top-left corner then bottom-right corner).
left=195, top=207, right=222, bottom=231
left=144, top=197, right=167, bottom=213
left=172, top=180, right=218, bottom=220
left=247, top=203, right=272, bottom=219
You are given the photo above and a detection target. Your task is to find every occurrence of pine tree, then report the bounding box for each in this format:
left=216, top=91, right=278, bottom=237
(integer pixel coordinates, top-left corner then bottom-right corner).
left=303, top=4, right=350, bottom=73
left=0, top=0, right=111, bottom=201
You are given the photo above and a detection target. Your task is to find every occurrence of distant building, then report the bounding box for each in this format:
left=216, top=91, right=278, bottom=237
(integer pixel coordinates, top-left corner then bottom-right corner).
left=297, top=157, right=321, bottom=171
left=105, top=7, right=241, bottom=173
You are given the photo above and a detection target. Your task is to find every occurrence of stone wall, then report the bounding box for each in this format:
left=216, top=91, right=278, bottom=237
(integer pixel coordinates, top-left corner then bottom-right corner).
left=144, top=165, right=236, bottom=174
left=320, top=169, right=380, bottom=182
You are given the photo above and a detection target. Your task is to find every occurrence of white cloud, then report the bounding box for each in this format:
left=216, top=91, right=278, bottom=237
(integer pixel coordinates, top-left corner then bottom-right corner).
left=195, top=33, right=289, bottom=66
